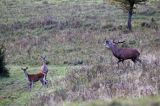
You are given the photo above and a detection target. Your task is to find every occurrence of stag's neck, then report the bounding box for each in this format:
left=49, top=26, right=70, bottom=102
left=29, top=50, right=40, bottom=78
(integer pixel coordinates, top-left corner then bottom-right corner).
left=110, top=45, right=120, bottom=57
left=23, top=71, right=29, bottom=81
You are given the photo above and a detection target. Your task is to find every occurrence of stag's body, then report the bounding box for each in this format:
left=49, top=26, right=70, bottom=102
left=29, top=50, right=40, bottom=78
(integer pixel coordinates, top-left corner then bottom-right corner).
left=111, top=47, right=140, bottom=63
left=21, top=67, right=47, bottom=91
left=104, top=40, right=141, bottom=67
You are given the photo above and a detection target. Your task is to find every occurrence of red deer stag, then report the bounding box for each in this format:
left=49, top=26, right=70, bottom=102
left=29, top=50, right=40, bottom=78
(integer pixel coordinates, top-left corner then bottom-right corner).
left=21, top=67, right=47, bottom=91
left=104, top=39, right=141, bottom=68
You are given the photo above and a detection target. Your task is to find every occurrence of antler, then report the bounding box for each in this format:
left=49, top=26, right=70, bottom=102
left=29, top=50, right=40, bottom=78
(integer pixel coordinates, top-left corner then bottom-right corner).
left=113, top=37, right=125, bottom=44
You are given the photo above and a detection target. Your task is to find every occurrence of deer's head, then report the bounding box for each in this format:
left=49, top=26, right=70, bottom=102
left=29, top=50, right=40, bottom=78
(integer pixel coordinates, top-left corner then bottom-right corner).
left=40, top=55, right=47, bottom=64
left=104, top=39, right=125, bottom=49
left=21, top=67, right=28, bottom=72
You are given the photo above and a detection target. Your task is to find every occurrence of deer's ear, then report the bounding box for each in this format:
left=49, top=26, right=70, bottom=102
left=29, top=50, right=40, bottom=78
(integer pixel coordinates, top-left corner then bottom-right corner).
left=40, top=55, right=46, bottom=59
left=105, top=40, right=109, bottom=44
left=21, top=67, right=23, bottom=70
left=26, top=67, right=28, bottom=69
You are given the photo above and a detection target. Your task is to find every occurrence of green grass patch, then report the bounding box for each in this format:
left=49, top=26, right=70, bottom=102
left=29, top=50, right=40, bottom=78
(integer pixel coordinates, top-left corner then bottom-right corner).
left=0, top=65, right=67, bottom=106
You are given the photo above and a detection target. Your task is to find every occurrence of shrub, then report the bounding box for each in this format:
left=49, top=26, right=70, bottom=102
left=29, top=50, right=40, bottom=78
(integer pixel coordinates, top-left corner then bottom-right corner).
left=0, top=43, right=9, bottom=77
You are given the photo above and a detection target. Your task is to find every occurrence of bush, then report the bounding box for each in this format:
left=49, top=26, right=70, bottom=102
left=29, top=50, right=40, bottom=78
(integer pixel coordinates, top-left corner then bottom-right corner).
left=0, top=43, right=9, bottom=77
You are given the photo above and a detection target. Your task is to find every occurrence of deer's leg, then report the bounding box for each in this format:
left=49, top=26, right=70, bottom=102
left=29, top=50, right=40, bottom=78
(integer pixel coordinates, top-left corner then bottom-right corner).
left=121, top=60, right=124, bottom=64
left=41, top=76, right=46, bottom=86
left=118, top=59, right=124, bottom=66
left=39, top=79, right=44, bottom=90
left=136, top=58, right=141, bottom=63
left=121, top=60, right=127, bottom=70
left=28, top=82, right=33, bottom=91
left=31, top=82, right=34, bottom=90
left=40, top=78, right=46, bottom=86
left=131, top=58, right=136, bottom=63
left=117, top=59, right=122, bottom=68
left=43, top=75, right=48, bottom=85
left=28, top=83, right=30, bottom=91
left=131, top=58, right=137, bottom=69
left=135, top=58, right=143, bottom=68
left=41, top=72, right=47, bottom=83
left=39, top=77, right=48, bottom=90
left=133, top=57, right=141, bottom=64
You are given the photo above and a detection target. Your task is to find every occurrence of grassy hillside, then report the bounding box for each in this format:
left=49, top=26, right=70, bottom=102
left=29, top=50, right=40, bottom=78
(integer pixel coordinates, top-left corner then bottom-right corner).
left=0, top=0, right=160, bottom=106
left=1, top=0, right=159, bottom=65
left=0, top=65, right=68, bottom=106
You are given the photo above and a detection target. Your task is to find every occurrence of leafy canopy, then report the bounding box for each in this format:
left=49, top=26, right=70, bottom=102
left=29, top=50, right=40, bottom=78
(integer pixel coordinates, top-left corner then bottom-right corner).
left=106, top=0, right=147, bottom=10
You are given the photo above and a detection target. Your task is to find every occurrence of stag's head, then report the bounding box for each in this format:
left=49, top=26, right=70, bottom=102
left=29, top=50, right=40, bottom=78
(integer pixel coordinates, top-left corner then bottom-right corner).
left=104, top=39, right=125, bottom=49
left=104, top=39, right=116, bottom=49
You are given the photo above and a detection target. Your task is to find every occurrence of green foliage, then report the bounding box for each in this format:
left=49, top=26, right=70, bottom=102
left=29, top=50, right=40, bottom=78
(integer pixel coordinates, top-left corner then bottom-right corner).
left=105, top=0, right=148, bottom=30
left=0, top=43, right=9, bottom=77
left=106, top=0, right=148, bottom=10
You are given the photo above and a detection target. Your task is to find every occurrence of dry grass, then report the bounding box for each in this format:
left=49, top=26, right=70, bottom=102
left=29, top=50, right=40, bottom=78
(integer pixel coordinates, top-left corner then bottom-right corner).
left=1, top=0, right=159, bottom=66
left=28, top=62, right=160, bottom=106
left=1, top=0, right=160, bottom=106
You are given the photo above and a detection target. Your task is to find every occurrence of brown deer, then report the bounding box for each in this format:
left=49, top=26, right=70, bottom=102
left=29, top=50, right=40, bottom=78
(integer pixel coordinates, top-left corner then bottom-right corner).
left=104, top=39, right=141, bottom=68
left=21, top=67, right=47, bottom=91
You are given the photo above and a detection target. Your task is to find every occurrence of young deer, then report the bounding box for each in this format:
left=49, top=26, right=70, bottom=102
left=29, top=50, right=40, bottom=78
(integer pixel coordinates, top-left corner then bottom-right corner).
left=104, top=39, right=141, bottom=68
left=21, top=67, right=47, bottom=91
left=40, top=55, right=48, bottom=82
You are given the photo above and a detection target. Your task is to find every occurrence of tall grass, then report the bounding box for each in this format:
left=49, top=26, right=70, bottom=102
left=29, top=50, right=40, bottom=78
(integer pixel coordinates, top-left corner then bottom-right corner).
left=0, top=0, right=160, bottom=106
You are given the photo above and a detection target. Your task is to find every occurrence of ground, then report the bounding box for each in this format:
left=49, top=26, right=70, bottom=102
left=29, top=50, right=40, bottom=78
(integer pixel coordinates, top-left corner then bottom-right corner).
left=0, top=0, right=160, bottom=106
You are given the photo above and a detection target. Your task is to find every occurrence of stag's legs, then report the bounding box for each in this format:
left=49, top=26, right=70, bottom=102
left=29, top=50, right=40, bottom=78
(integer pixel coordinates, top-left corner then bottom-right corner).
left=131, top=58, right=136, bottom=69
left=136, top=58, right=141, bottom=63
left=39, top=77, right=48, bottom=90
left=132, top=56, right=141, bottom=63
left=117, top=59, right=124, bottom=68
left=40, top=78, right=47, bottom=86
left=28, top=82, right=33, bottom=91
left=43, top=75, right=48, bottom=84
left=117, top=60, right=120, bottom=68
left=39, top=79, right=44, bottom=90
left=131, top=57, right=142, bottom=69
left=42, top=73, right=48, bottom=84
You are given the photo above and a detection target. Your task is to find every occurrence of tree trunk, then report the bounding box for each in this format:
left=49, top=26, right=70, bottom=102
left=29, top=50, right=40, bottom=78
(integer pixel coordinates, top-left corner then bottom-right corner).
left=127, top=4, right=134, bottom=31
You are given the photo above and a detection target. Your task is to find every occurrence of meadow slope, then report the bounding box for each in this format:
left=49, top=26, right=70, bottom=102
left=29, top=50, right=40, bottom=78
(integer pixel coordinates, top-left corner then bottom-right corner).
left=0, top=0, right=160, bottom=106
